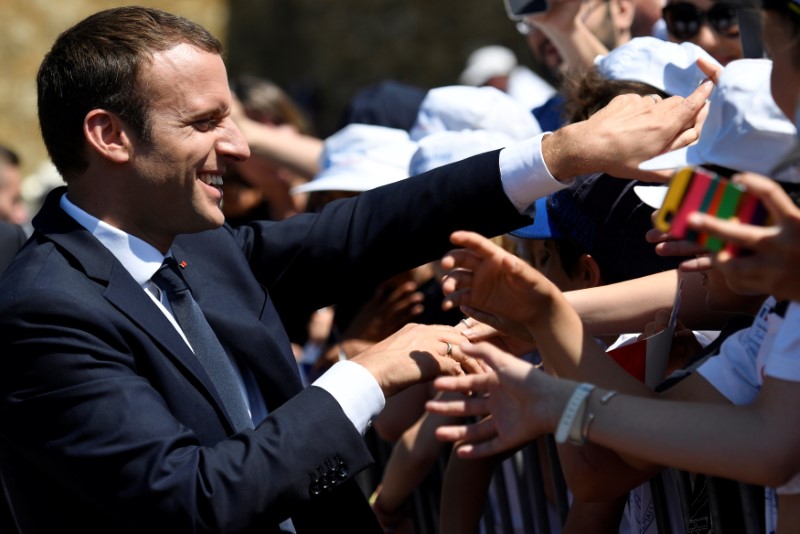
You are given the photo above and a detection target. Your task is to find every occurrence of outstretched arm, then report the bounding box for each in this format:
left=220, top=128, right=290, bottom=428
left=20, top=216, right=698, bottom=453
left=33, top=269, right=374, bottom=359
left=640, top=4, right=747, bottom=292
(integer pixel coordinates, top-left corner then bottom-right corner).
left=428, top=343, right=800, bottom=488
left=441, top=230, right=661, bottom=395
left=541, top=80, right=713, bottom=183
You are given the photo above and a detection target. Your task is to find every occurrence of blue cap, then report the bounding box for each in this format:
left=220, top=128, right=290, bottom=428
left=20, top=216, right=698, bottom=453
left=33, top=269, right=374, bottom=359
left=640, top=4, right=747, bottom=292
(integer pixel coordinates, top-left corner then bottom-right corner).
left=510, top=175, right=686, bottom=283
left=510, top=197, right=563, bottom=240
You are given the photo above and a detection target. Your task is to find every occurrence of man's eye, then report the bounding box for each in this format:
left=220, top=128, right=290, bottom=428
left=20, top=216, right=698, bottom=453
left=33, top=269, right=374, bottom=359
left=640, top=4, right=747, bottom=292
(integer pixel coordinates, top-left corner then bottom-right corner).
left=194, top=119, right=217, bottom=132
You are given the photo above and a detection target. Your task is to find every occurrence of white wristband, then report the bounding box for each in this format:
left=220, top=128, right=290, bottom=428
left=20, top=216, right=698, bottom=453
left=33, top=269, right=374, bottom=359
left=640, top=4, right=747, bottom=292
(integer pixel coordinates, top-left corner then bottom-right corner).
left=555, top=383, right=595, bottom=445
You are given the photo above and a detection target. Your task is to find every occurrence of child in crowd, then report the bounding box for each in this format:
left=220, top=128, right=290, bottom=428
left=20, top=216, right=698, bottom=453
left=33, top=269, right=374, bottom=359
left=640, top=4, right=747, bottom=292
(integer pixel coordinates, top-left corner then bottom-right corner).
left=429, top=44, right=800, bottom=534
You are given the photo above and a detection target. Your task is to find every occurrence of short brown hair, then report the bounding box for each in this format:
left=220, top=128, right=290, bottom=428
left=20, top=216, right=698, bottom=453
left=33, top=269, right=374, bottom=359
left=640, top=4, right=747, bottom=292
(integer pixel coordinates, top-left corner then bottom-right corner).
left=561, top=67, right=669, bottom=124
left=37, top=6, right=222, bottom=178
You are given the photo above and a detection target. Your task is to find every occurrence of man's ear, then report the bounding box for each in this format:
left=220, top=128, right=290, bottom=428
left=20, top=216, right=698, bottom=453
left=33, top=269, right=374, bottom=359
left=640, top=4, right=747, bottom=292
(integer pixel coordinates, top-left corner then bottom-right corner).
left=577, top=253, right=603, bottom=289
left=83, top=109, right=133, bottom=164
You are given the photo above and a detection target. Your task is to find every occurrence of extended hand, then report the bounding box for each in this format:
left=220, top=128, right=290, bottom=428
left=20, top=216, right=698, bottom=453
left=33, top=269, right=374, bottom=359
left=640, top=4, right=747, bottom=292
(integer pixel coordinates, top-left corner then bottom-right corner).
left=350, top=323, right=480, bottom=398
left=427, top=341, right=572, bottom=458
left=441, top=231, right=558, bottom=337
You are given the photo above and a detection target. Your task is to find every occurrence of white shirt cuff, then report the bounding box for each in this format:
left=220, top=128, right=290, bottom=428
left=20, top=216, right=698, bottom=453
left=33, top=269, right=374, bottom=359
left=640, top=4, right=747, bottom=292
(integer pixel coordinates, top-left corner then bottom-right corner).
left=499, top=133, right=572, bottom=214
left=312, top=360, right=385, bottom=435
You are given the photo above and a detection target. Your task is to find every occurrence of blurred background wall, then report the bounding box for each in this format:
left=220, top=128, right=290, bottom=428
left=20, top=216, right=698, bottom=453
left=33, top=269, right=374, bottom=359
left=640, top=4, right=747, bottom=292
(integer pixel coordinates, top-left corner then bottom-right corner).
left=0, top=0, right=534, bottom=190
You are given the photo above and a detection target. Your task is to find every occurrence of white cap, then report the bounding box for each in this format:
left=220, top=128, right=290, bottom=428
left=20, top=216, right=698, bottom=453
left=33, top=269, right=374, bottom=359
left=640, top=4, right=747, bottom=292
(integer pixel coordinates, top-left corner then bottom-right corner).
left=633, top=184, right=668, bottom=209
left=408, top=130, right=516, bottom=176
left=594, top=37, right=720, bottom=97
left=639, top=59, right=798, bottom=178
left=458, top=45, right=518, bottom=87
left=409, top=85, right=542, bottom=142
left=291, top=124, right=418, bottom=195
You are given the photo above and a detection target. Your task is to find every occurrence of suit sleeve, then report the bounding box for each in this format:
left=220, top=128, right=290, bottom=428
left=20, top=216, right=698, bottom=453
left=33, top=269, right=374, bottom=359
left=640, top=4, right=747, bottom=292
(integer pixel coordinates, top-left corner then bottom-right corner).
left=233, top=149, right=531, bottom=319
left=0, top=283, right=373, bottom=532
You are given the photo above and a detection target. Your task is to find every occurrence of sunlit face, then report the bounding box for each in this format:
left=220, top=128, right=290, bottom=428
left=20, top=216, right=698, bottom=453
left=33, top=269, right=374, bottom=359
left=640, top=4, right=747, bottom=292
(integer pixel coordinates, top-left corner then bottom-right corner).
left=524, top=0, right=616, bottom=77
left=125, top=44, right=250, bottom=249
left=664, top=0, right=743, bottom=65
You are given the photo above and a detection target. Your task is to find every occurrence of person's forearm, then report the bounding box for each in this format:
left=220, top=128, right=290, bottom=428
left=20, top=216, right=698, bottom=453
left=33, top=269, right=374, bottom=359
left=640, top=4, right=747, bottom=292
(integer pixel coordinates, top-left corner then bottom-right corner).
left=557, top=441, right=660, bottom=501
left=239, top=120, right=323, bottom=178
left=530, top=288, right=656, bottom=396
left=376, top=403, right=458, bottom=512
left=582, top=381, right=800, bottom=487
left=564, top=269, right=734, bottom=335
left=439, top=453, right=500, bottom=533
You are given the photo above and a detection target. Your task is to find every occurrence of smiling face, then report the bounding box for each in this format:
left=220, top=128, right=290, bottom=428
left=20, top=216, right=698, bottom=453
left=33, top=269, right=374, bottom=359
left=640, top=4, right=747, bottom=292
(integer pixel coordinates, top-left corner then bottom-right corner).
left=122, top=44, right=250, bottom=250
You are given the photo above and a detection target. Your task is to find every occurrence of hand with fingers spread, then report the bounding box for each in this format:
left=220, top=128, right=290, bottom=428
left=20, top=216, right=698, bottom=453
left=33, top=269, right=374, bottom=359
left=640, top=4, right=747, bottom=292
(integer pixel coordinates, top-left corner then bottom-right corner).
left=685, top=172, right=800, bottom=301
left=441, top=231, right=561, bottom=344
left=427, top=341, right=574, bottom=458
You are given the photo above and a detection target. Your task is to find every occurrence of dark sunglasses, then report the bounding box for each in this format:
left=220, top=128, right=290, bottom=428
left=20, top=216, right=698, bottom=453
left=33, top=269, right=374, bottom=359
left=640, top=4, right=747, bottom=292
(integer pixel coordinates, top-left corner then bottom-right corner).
left=662, top=2, right=739, bottom=40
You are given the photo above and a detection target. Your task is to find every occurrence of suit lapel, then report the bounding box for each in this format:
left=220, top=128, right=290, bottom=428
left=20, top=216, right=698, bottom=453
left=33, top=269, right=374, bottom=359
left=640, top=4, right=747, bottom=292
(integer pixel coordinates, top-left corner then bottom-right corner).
left=33, top=188, right=238, bottom=430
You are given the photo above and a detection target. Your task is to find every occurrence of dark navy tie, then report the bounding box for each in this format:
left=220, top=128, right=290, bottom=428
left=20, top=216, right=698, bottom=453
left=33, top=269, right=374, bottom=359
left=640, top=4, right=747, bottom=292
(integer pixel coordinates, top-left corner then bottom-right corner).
left=152, top=258, right=254, bottom=432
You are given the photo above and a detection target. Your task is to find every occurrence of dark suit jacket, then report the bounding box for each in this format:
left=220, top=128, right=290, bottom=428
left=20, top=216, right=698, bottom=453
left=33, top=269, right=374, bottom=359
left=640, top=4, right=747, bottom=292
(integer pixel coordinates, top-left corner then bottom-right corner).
left=0, top=150, right=529, bottom=533
left=0, top=222, right=26, bottom=275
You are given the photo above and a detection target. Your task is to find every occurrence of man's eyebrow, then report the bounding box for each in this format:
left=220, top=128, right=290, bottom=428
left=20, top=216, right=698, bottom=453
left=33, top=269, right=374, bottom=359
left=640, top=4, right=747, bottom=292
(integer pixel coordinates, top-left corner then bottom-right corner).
left=188, top=103, right=229, bottom=120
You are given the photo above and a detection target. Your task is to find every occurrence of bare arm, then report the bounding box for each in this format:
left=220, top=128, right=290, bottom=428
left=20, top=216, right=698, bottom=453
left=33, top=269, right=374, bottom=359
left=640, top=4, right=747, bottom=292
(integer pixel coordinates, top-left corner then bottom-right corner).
left=232, top=104, right=323, bottom=179
left=565, top=269, right=736, bottom=334
left=430, top=345, right=800, bottom=488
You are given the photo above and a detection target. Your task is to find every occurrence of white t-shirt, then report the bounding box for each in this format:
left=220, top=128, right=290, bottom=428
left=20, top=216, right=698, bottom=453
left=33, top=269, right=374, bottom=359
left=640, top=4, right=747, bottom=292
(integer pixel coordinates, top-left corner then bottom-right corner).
left=697, top=296, right=800, bottom=533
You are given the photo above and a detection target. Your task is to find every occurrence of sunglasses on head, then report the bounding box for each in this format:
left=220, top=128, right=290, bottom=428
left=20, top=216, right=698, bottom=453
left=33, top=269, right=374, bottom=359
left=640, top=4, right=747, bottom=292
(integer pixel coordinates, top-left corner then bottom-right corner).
left=662, top=2, right=739, bottom=40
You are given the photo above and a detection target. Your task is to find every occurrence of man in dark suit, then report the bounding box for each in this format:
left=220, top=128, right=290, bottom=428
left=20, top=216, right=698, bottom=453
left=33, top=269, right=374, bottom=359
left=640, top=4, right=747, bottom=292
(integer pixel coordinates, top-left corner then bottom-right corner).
left=0, top=6, right=710, bottom=533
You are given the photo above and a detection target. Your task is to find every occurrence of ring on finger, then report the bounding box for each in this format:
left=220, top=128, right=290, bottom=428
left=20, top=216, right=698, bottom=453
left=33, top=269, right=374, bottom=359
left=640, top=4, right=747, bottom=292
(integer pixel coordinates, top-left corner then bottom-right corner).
left=445, top=341, right=453, bottom=356
left=646, top=94, right=660, bottom=104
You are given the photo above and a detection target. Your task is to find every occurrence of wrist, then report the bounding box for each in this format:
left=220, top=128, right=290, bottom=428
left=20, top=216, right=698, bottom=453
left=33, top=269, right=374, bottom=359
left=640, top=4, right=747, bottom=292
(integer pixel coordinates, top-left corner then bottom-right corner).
left=555, top=383, right=596, bottom=445
left=543, top=123, right=592, bottom=181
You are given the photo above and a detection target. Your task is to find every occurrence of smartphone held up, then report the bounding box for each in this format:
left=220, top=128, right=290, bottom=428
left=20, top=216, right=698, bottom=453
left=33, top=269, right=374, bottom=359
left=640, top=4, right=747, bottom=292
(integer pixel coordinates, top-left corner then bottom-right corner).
left=654, top=166, right=770, bottom=255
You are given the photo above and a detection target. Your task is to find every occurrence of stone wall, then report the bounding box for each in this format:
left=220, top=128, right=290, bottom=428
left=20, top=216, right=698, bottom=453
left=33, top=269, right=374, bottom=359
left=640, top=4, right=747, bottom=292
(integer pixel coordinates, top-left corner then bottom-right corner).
left=226, top=0, right=535, bottom=137
left=1, top=0, right=535, bottom=192
left=0, top=0, right=227, bottom=180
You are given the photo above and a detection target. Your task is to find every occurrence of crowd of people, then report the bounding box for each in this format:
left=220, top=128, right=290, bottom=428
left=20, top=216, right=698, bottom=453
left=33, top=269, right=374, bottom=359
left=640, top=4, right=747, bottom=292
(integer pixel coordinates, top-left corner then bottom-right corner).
left=0, top=0, right=798, bottom=532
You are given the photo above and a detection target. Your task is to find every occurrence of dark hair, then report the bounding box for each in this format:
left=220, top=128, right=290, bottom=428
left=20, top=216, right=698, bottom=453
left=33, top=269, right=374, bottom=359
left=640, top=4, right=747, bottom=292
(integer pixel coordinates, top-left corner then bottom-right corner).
left=37, top=6, right=222, bottom=178
left=551, top=237, right=589, bottom=280
left=231, top=75, right=314, bottom=135
left=561, top=68, right=670, bottom=124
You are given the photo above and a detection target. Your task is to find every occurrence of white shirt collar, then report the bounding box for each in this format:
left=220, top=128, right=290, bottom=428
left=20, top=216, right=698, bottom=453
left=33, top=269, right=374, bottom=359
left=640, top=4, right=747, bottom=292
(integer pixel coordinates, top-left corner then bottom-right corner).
left=59, top=192, right=166, bottom=286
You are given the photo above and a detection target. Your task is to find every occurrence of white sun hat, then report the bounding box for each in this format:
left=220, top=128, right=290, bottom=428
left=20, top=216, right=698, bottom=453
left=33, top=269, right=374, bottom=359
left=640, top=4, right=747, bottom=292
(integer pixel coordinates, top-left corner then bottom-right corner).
left=458, top=45, right=518, bottom=87
left=594, top=36, right=720, bottom=97
left=408, top=129, right=516, bottom=176
left=408, top=85, right=541, bottom=142
left=290, top=124, right=418, bottom=195
left=635, top=59, right=798, bottom=207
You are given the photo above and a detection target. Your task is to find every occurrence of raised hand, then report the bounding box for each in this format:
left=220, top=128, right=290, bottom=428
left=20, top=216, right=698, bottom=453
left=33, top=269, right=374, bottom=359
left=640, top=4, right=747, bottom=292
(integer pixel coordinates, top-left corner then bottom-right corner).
left=686, top=172, right=800, bottom=301
left=544, top=80, right=714, bottom=183
left=427, top=341, right=573, bottom=458
left=441, top=231, right=560, bottom=338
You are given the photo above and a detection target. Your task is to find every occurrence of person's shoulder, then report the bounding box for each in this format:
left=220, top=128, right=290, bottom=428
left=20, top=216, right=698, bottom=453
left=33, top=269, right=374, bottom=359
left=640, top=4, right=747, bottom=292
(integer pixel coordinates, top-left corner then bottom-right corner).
left=0, top=221, right=26, bottom=246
